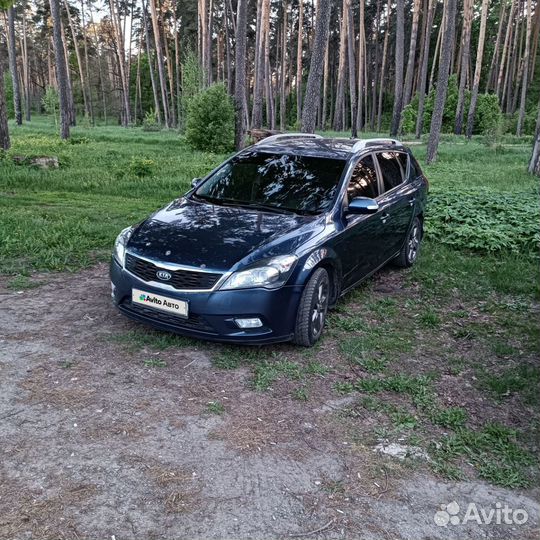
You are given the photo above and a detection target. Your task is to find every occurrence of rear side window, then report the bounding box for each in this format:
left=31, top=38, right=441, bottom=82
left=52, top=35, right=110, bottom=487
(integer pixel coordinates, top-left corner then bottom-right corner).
left=348, top=154, right=379, bottom=200
left=376, top=151, right=406, bottom=193
left=409, top=154, right=423, bottom=179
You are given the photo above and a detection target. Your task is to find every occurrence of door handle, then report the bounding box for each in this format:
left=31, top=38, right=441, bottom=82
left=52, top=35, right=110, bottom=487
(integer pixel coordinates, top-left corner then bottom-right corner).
left=380, top=212, right=390, bottom=224
left=408, top=197, right=416, bottom=207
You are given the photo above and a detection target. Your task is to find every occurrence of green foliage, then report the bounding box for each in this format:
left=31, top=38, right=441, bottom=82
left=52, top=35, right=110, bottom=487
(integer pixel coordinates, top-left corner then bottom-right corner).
left=426, top=188, right=540, bottom=256
left=403, top=77, right=505, bottom=136
left=42, top=86, right=59, bottom=126
left=185, top=83, right=234, bottom=153
left=3, top=71, right=14, bottom=118
left=180, top=49, right=202, bottom=131
left=127, top=157, right=155, bottom=178
left=142, top=109, right=161, bottom=132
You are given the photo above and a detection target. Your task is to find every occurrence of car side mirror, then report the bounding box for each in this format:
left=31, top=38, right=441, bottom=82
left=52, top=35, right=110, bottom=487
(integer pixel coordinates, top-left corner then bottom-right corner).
left=347, top=197, right=379, bottom=215
left=191, top=177, right=203, bottom=189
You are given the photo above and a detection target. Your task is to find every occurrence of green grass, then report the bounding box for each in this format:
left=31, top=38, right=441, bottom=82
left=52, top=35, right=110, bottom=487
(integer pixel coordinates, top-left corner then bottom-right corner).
left=206, top=401, right=225, bottom=415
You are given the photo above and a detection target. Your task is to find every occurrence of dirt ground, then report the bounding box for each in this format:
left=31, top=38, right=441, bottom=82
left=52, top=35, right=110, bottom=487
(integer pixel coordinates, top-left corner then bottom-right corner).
left=1, top=264, right=538, bottom=540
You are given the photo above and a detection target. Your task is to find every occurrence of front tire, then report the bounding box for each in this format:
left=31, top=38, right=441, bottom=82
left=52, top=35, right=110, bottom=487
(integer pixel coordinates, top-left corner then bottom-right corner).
left=293, top=268, right=330, bottom=347
left=395, top=217, right=422, bottom=268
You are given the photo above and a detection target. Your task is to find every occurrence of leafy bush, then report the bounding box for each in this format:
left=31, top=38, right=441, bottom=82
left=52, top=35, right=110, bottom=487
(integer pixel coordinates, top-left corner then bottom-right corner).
left=426, top=188, right=540, bottom=256
left=127, top=157, right=155, bottom=178
left=142, top=109, right=160, bottom=132
left=185, top=83, right=235, bottom=152
left=42, top=86, right=59, bottom=125
left=180, top=49, right=203, bottom=131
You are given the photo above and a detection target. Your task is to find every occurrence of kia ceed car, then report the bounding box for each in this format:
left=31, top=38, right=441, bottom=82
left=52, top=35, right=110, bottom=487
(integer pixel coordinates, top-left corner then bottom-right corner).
left=110, top=134, right=428, bottom=346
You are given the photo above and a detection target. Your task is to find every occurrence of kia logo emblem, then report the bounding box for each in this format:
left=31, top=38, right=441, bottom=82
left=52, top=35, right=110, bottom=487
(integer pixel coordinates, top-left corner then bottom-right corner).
left=156, top=270, right=172, bottom=281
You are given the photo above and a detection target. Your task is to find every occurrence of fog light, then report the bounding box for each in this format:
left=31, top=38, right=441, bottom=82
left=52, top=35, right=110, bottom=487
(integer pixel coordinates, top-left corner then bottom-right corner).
left=235, top=318, right=263, bottom=329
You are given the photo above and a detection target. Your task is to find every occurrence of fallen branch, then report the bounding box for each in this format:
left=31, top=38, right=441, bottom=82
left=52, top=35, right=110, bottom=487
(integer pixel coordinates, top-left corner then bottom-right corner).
left=289, top=518, right=336, bottom=538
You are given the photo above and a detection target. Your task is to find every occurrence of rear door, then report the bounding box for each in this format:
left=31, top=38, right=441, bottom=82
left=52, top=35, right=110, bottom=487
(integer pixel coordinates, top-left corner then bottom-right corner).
left=374, top=151, right=416, bottom=260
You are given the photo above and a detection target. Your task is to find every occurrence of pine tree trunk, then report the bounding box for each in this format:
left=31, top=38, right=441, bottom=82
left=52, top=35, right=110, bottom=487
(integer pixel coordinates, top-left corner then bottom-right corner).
left=296, top=0, right=304, bottom=124
left=390, top=0, right=404, bottom=136
left=346, top=0, right=357, bottom=137
left=402, top=0, right=421, bottom=107
left=252, top=0, right=269, bottom=128
left=7, top=6, right=22, bottom=125
left=415, top=0, right=437, bottom=139
left=264, top=9, right=275, bottom=129
left=454, top=0, right=473, bottom=134
left=429, top=11, right=443, bottom=91
left=80, top=0, right=94, bottom=123
left=63, top=0, right=91, bottom=121
left=109, top=0, right=131, bottom=126
left=370, top=0, right=381, bottom=130
left=485, top=0, right=507, bottom=92
left=517, top=0, right=532, bottom=136
left=49, top=0, right=70, bottom=138
left=21, top=0, right=31, bottom=121
left=377, top=0, right=391, bottom=132
left=280, top=1, right=288, bottom=130
left=466, top=0, right=490, bottom=139
left=234, top=0, right=247, bottom=149
left=529, top=103, right=540, bottom=174
left=149, top=0, right=170, bottom=127
left=333, top=2, right=347, bottom=131
left=355, top=0, right=365, bottom=131
left=321, top=37, right=329, bottom=129
left=301, top=0, right=331, bottom=132
left=142, top=0, right=162, bottom=125
left=426, top=0, right=457, bottom=163
left=0, top=57, right=10, bottom=149
left=207, top=0, right=213, bottom=85
left=497, top=0, right=517, bottom=98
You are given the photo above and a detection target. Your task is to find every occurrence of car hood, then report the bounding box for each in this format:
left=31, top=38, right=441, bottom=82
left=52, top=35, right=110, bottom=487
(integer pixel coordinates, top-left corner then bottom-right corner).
left=127, top=197, right=325, bottom=272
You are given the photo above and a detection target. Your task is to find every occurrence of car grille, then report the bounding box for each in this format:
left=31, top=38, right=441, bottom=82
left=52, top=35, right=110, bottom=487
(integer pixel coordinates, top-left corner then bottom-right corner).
left=119, top=298, right=216, bottom=334
left=125, top=253, right=222, bottom=290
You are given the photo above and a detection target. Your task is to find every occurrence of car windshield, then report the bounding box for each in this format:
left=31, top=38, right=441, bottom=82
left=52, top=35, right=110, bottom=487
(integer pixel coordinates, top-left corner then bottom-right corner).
left=193, top=150, right=347, bottom=215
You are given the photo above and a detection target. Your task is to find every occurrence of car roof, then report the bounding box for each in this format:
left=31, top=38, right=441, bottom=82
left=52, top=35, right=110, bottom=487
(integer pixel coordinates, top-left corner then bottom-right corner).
left=247, top=136, right=406, bottom=160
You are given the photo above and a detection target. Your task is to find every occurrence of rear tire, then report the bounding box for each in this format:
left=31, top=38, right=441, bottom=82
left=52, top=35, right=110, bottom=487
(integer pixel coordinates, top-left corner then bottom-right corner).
left=394, top=217, right=422, bottom=268
left=293, top=268, right=330, bottom=347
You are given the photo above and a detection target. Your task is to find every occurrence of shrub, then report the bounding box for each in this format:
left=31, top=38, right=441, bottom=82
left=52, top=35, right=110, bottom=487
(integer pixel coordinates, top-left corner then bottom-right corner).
left=180, top=49, right=203, bottom=131
left=476, top=93, right=503, bottom=138
left=425, top=188, right=540, bottom=256
left=127, top=157, right=155, bottom=178
left=142, top=109, right=160, bottom=132
left=185, top=83, right=235, bottom=153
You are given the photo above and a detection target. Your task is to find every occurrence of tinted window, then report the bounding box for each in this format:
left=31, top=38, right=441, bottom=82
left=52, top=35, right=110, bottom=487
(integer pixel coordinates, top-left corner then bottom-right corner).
left=377, top=151, right=406, bottom=192
left=409, top=154, right=423, bottom=179
left=195, top=151, right=346, bottom=214
left=347, top=154, right=379, bottom=200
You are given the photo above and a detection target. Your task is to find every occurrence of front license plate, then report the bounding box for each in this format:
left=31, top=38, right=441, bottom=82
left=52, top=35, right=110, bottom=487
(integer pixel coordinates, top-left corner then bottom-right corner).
left=132, top=288, right=189, bottom=318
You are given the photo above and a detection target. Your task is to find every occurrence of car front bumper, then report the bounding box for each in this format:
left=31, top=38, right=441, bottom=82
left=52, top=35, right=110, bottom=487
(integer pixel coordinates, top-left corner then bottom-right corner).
left=110, top=258, right=303, bottom=344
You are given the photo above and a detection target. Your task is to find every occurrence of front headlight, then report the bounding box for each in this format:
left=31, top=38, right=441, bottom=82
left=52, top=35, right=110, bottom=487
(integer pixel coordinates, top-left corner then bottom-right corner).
left=112, top=226, right=134, bottom=267
left=220, top=255, right=298, bottom=290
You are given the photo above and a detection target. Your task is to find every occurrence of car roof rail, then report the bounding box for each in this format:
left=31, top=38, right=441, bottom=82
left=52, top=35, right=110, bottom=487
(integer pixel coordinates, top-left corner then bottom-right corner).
left=254, top=132, right=323, bottom=146
left=351, top=138, right=402, bottom=153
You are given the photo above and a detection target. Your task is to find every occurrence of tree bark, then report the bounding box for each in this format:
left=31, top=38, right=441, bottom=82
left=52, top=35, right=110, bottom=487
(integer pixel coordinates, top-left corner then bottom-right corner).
left=0, top=55, right=10, bottom=149
left=390, top=0, right=404, bottom=136
left=497, top=0, right=517, bottom=98
left=402, top=0, right=421, bottom=107
left=333, top=2, right=347, bottom=131
left=346, top=0, right=357, bottom=137
left=49, top=0, right=71, bottom=138
left=63, top=0, right=91, bottom=121
left=142, top=0, right=162, bottom=125
left=377, top=0, right=391, bottom=132
left=149, top=0, right=170, bottom=127
left=252, top=0, right=269, bottom=128
left=355, top=0, right=365, bottom=132
left=529, top=102, right=540, bottom=175
left=280, top=0, right=289, bottom=130
left=466, top=0, right=490, bottom=139
left=301, top=0, right=331, bottom=132
left=296, top=0, right=304, bottom=124
left=426, top=0, right=457, bottom=163
left=415, top=0, right=437, bottom=139
left=234, top=0, right=247, bottom=149
left=454, top=0, right=473, bottom=134
left=7, top=5, right=22, bottom=125
left=517, top=0, right=532, bottom=136
left=485, top=0, right=507, bottom=92
left=21, top=0, right=31, bottom=121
